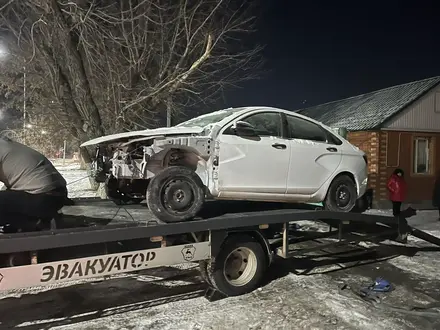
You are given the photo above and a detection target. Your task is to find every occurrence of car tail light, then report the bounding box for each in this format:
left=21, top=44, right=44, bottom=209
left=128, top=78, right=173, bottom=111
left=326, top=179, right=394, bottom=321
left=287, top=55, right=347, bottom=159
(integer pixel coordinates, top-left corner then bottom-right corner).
left=363, top=155, right=368, bottom=164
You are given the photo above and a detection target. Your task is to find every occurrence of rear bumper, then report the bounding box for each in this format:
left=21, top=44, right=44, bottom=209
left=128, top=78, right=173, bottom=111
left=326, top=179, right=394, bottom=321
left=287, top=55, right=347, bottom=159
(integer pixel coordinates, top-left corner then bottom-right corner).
left=356, top=168, right=368, bottom=198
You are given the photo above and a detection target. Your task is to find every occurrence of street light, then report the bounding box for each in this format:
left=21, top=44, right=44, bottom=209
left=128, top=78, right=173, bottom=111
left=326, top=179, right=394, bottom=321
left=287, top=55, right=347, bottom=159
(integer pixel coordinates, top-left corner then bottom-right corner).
left=0, top=44, right=27, bottom=143
left=0, top=44, right=7, bottom=58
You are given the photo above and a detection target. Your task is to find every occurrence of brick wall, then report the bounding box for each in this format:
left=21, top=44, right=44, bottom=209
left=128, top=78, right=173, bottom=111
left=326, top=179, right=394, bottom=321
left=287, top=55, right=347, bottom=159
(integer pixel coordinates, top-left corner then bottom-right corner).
left=347, top=130, right=381, bottom=206
left=377, top=131, right=389, bottom=203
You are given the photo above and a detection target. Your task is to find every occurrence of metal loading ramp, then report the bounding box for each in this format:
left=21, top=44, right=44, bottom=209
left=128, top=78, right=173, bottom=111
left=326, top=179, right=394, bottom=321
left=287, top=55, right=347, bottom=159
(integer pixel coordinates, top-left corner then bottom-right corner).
left=409, top=227, right=440, bottom=246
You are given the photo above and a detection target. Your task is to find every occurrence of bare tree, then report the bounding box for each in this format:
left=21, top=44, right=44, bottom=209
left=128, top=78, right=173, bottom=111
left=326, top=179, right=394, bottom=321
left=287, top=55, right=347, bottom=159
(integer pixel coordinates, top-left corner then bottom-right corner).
left=0, top=0, right=264, bottom=157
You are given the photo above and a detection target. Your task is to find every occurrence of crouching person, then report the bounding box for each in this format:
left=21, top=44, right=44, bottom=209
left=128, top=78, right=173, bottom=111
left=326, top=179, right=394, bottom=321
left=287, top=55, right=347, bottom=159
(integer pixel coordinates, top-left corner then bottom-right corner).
left=387, top=168, right=407, bottom=217
left=0, top=136, right=70, bottom=232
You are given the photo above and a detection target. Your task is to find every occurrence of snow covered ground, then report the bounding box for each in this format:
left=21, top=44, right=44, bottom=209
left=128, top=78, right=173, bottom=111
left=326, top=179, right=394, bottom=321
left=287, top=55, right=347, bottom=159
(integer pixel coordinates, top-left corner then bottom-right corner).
left=1, top=163, right=440, bottom=330
left=54, top=161, right=97, bottom=199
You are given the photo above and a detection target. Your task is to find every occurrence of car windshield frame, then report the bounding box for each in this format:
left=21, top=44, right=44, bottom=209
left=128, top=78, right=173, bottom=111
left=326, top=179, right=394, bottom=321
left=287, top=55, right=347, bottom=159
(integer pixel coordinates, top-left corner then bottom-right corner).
left=175, top=108, right=245, bottom=128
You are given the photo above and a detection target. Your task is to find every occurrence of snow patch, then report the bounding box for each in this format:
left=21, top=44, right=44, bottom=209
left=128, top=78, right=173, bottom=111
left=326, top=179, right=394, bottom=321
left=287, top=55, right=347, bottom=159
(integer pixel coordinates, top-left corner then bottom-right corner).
left=54, top=163, right=96, bottom=198
left=387, top=253, right=440, bottom=279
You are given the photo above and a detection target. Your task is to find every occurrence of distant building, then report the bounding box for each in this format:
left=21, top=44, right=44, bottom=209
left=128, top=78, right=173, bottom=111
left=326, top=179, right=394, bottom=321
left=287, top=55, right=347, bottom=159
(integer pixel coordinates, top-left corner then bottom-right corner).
left=298, top=76, right=440, bottom=208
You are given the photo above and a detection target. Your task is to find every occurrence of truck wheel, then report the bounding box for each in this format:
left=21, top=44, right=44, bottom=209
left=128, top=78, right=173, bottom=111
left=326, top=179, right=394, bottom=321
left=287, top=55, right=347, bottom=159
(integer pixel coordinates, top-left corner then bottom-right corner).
left=3, top=253, right=31, bottom=267
left=146, top=166, right=205, bottom=223
left=206, top=235, right=267, bottom=296
left=324, top=175, right=357, bottom=212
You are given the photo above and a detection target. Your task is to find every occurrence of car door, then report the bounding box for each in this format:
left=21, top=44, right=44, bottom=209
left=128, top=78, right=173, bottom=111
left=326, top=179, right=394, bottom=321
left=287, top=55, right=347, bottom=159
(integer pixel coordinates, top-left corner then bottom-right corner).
left=285, top=114, right=342, bottom=195
left=217, top=111, right=290, bottom=195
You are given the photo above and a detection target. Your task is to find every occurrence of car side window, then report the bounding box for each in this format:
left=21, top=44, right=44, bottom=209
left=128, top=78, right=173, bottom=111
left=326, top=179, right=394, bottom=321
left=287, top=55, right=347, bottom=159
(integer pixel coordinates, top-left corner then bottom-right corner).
left=223, top=112, right=283, bottom=137
left=242, top=112, right=282, bottom=137
left=286, top=115, right=328, bottom=142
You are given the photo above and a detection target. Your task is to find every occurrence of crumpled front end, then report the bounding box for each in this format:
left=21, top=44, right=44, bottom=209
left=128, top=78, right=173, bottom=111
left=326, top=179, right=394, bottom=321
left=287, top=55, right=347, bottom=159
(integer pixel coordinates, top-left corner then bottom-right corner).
left=91, top=134, right=213, bottom=183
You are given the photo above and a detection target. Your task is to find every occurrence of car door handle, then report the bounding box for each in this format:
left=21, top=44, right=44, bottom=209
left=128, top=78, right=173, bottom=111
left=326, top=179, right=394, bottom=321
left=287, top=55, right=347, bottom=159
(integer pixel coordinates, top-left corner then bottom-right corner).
left=326, top=147, right=338, bottom=152
left=272, top=143, right=287, bottom=149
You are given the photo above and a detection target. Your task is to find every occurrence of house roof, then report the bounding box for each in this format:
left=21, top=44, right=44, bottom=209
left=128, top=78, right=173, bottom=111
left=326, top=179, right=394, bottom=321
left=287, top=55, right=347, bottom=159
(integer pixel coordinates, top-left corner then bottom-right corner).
left=297, top=76, right=440, bottom=131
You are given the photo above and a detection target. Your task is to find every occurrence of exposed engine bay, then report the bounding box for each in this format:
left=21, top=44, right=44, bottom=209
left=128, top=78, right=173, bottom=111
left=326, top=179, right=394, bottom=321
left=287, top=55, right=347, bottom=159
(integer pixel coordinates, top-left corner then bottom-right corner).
left=90, top=135, right=213, bottom=204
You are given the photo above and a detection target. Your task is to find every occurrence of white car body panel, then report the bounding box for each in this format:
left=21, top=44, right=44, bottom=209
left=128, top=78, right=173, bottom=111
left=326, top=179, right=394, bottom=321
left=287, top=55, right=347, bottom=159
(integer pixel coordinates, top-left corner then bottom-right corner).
left=216, top=134, right=291, bottom=194
left=286, top=139, right=342, bottom=195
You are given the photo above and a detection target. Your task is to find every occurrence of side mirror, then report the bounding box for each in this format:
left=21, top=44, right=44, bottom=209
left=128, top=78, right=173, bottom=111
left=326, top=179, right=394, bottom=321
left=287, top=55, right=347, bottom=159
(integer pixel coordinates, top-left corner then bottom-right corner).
left=233, top=121, right=257, bottom=136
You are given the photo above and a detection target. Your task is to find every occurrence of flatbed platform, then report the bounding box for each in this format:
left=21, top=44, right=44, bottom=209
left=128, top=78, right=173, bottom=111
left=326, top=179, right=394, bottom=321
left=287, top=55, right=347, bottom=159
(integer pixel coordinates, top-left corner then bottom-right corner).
left=0, top=198, right=414, bottom=253
left=58, top=198, right=324, bottom=224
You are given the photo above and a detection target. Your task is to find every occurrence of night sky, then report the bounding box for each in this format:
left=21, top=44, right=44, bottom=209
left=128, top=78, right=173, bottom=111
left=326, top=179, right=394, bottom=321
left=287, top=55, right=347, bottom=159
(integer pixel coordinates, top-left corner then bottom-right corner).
left=223, top=0, right=440, bottom=111
left=3, top=1, right=440, bottom=129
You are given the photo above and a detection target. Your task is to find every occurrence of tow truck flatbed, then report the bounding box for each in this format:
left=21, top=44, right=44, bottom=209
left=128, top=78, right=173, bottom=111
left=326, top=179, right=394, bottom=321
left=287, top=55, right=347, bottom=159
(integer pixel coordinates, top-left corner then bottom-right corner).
left=0, top=198, right=439, bottom=299
left=0, top=198, right=413, bottom=252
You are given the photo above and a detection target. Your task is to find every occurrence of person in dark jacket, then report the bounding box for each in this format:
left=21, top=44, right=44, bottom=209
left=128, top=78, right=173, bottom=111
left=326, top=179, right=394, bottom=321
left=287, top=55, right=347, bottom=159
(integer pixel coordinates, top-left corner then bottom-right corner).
left=0, top=136, right=71, bottom=232
left=433, top=170, right=440, bottom=220
left=387, top=168, right=407, bottom=217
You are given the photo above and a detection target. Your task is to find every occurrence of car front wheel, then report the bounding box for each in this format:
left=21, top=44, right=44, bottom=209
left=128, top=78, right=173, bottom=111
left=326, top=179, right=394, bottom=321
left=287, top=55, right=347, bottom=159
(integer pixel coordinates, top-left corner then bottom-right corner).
left=146, top=166, right=205, bottom=223
left=324, top=175, right=357, bottom=212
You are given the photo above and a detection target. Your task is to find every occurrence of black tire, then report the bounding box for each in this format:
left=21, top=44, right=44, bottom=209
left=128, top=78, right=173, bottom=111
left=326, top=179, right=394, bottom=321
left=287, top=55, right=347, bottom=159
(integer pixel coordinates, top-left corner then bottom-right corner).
left=324, top=174, right=357, bottom=212
left=206, top=235, right=268, bottom=296
left=146, top=166, right=205, bottom=223
left=3, top=253, right=31, bottom=267
left=198, top=260, right=213, bottom=286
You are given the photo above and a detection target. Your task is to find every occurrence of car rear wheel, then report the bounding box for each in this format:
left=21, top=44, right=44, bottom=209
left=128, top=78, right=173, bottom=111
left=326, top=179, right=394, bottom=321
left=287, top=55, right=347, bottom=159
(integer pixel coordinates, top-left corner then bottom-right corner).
left=146, top=166, right=205, bottom=223
left=324, top=175, right=357, bottom=212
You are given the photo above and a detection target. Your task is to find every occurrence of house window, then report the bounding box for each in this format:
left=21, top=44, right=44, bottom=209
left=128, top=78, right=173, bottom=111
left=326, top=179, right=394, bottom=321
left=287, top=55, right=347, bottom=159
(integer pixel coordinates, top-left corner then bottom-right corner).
left=413, top=137, right=431, bottom=174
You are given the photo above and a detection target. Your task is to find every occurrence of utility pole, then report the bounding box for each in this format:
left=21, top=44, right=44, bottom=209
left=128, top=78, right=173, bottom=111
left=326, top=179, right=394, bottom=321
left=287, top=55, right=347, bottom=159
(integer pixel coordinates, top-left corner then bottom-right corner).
left=166, top=99, right=173, bottom=127
left=63, top=140, right=67, bottom=165
left=166, top=109, right=171, bottom=127
left=22, top=65, right=26, bottom=144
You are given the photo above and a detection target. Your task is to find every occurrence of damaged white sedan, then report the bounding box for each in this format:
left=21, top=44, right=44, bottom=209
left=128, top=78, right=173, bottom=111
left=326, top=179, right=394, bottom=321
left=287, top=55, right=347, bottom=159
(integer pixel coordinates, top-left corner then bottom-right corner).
left=81, top=106, right=368, bottom=223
